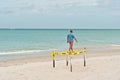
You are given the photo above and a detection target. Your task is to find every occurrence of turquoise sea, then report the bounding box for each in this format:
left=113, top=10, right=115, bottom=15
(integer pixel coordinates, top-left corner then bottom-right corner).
left=0, top=29, right=120, bottom=60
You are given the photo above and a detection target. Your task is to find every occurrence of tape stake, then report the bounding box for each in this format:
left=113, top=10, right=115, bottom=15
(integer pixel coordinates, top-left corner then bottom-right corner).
left=66, top=55, right=69, bottom=66
left=70, top=57, right=72, bottom=72
left=53, top=59, right=55, bottom=68
left=83, top=49, right=86, bottom=67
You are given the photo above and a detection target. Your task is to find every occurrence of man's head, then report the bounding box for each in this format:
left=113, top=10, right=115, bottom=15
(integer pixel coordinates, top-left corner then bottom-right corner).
left=70, top=29, right=73, bottom=33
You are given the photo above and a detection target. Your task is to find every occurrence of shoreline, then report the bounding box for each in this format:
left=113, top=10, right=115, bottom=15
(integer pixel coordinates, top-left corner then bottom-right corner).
left=0, top=45, right=120, bottom=67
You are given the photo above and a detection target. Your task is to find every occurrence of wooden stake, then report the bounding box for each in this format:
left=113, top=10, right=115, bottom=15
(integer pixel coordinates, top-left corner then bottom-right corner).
left=70, top=57, right=72, bottom=72
left=66, top=56, right=68, bottom=66
left=84, top=53, right=86, bottom=67
left=53, top=59, right=55, bottom=68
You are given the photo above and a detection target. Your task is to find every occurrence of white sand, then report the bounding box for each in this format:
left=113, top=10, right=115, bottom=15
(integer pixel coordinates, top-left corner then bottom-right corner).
left=0, top=55, right=120, bottom=80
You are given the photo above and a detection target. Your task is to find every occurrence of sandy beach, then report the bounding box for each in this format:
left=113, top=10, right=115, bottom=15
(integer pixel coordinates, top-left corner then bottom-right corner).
left=0, top=46, right=120, bottom=80
left=0, top=0, right=120, bottom=79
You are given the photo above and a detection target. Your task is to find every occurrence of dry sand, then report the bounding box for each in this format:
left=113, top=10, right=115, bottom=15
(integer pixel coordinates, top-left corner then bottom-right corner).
left=0, top=46, right=120, bottom=80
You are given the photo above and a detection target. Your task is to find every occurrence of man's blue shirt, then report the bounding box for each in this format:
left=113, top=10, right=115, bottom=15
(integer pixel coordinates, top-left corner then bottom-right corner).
left=67, top=33, right=74, bottom=42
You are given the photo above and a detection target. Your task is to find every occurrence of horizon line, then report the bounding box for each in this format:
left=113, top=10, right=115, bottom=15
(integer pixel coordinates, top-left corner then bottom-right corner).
left=0, top=28, right=120, bottom=30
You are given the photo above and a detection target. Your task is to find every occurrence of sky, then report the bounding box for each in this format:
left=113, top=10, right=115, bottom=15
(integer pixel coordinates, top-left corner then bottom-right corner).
left=0, top=0, right=120, bottom=29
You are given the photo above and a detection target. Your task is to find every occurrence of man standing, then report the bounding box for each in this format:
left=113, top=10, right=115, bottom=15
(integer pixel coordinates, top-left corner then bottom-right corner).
left=67, top=29, right=78, bottom=51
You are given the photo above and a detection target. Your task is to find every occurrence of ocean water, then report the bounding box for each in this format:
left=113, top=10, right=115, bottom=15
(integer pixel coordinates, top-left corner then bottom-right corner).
left=0, top=29, right=120, bottom=60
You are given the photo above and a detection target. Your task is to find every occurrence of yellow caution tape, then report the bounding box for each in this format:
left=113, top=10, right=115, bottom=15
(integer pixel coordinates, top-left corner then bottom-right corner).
left=51, top=51, right=56, bottom=59
left=51, top=48, right=86, bottom=58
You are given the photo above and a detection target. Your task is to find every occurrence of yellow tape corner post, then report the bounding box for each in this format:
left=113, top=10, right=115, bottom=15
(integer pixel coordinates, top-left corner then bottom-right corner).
left=51, top=51, right=56, bottom=59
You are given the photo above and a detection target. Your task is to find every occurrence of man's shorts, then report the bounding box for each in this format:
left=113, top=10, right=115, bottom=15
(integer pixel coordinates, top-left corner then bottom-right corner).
left=68, top=41, right=73, bottom=48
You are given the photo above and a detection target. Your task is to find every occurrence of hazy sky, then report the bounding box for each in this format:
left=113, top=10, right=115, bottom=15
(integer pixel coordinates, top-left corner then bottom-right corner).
left=0, top=0, right=120, bottom=29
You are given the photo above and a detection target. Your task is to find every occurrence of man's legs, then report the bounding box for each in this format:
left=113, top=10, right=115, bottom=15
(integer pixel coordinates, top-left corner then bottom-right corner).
left=69, top=41, right=73, bottom=51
